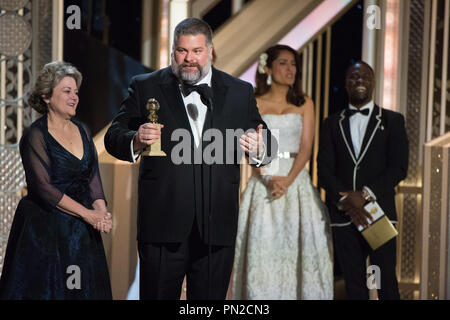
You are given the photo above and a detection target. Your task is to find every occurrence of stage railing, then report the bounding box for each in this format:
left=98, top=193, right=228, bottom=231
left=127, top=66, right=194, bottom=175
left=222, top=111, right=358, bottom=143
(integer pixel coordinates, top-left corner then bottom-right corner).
left=0, top=144, right=26, bottom=276
left=421, top=131, right=450, bottom=299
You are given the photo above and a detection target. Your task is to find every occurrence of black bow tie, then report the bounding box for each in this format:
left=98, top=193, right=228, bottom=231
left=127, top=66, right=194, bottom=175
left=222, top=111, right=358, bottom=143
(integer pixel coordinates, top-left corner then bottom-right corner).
left=182, top=83, right=209, bottom=97
left=346, top=108, right=370, bottom=117
left=181, top=84, right=213, bottom=108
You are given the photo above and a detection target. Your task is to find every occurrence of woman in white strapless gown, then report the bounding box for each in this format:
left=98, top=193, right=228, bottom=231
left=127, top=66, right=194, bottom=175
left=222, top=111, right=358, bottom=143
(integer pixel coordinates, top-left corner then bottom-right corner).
left=231, top=45, right=333, bottom=300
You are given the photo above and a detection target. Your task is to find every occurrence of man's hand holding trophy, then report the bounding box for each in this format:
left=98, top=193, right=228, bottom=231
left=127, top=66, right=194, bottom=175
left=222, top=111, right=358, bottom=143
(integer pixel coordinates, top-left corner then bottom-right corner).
left=133, top=98, right=167, bottom=157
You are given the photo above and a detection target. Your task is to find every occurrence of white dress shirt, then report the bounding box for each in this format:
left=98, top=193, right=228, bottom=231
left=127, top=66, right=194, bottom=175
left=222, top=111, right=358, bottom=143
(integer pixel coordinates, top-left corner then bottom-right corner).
left=180, top=68, right=212, bottom=148
left=349, top=100, right=374, bottom=158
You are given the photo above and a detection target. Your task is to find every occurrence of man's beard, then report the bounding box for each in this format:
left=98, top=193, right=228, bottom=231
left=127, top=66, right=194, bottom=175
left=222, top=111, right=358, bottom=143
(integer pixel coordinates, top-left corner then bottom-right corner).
left=171, top=56, right=211, bottom=85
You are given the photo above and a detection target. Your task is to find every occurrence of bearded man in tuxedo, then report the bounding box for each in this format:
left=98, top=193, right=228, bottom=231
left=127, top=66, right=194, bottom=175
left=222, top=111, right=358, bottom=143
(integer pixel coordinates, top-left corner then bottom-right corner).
left=105, top=18, right=276, bottom=300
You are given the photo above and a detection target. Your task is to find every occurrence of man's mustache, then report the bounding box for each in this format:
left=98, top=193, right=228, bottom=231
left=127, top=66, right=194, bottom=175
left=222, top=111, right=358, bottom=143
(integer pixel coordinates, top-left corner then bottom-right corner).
left=180, top=63, right=201, bottom=69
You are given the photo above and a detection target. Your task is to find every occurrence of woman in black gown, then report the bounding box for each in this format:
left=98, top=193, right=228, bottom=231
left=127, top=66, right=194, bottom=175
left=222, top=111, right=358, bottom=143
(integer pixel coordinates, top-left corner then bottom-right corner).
left=0, top=61, right=112, bottom=299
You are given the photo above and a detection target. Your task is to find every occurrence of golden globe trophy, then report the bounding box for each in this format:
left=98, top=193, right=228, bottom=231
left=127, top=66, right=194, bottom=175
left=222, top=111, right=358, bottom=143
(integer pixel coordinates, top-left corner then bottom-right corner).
left=142, top=98, right=166, bottom=157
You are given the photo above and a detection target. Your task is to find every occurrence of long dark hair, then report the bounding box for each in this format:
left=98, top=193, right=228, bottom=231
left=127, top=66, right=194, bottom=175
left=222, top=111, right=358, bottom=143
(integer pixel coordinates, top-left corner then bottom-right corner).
left=254, top=44, right=305, bottom=107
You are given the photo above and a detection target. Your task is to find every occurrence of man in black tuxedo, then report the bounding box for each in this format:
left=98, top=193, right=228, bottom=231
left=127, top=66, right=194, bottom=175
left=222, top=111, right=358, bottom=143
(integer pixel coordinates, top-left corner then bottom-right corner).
left=317, top=61, right=408, bottom=299
left=104, top=18, right=275, bottom=300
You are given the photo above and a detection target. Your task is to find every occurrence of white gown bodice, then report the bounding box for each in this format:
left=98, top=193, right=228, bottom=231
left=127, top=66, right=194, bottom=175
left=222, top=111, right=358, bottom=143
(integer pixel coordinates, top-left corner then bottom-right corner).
left=262, top=113, right=302, bottom=154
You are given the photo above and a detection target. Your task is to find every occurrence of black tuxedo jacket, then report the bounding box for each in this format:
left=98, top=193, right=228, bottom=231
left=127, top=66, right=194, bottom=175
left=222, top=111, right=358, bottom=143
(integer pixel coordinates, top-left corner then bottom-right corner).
left=104, top=67, right=275, bottom=245
left=317, top=105, right=409, bottom=225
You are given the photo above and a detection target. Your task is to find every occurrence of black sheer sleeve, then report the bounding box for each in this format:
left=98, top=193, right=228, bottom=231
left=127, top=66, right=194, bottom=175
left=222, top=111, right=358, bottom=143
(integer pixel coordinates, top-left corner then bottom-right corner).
left=19, top=125, right=64, bottom=207
left=80, top=123, right=107, bottom=204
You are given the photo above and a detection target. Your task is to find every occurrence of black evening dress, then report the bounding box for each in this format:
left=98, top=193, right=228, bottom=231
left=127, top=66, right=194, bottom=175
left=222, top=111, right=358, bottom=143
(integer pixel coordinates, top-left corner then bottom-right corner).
left=0, top=116, right=112, bottom=299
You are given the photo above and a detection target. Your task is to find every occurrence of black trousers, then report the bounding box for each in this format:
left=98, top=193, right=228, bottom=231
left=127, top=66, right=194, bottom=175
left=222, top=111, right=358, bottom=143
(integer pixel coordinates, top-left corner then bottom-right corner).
left=332, top=224, right=400, bottom=300
left=138, top=221, right=235, bottom=300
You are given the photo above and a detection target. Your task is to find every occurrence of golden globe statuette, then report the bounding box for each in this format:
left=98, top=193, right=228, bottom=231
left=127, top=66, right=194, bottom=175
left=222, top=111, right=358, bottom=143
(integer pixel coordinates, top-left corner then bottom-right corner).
left=142, top=98, right=166, bottom=157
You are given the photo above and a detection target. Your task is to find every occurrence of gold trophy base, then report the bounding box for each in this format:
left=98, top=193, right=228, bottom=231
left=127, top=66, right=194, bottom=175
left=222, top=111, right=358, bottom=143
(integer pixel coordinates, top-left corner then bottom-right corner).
left=142, top=148, right=167, bottom=157
left=142, top=125, right=166, bottom=157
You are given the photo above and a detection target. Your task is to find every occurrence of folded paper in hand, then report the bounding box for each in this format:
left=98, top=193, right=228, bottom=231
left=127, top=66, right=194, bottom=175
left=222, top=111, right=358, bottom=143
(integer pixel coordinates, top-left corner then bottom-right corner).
left=357, top=201, right=398, bottom=250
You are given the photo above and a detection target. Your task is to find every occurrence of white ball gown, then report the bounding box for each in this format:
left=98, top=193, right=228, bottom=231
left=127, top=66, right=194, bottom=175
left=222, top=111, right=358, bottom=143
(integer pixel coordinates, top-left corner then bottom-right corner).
left=231, top=113, right=334, bottom=300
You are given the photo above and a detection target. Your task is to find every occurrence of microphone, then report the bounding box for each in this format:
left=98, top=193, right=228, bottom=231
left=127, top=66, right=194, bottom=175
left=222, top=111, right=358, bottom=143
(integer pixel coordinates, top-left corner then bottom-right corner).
left=187, top=103, right=201, bottom=147
left=187, top=103, right=199, bottom=121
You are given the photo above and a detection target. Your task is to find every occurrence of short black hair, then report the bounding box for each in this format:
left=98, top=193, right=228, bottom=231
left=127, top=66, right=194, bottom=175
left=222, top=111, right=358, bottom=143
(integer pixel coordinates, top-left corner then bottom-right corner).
left=345, top=60, right=375, bottom=80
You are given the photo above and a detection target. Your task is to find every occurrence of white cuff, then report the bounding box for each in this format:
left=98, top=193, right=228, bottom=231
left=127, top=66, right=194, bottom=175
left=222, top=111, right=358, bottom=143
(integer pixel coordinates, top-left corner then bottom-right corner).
left=130, top=135, right=142, bottom=163
left=363, top=186, right=377, bottom=201
left=250, top=142, right=266, bottom=168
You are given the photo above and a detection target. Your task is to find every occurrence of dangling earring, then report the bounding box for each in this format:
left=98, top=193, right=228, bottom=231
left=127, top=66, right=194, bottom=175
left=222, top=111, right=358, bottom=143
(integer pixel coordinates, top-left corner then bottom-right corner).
left=266, top=74, right=272, bottom=86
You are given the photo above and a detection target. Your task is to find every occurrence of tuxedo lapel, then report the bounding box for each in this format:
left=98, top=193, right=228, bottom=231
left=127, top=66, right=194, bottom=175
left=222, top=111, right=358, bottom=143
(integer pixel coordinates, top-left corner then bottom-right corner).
left=202, top=67, right=228, bottom=135
left=338, top=110, right=357, bottom=164
left=211, top=67, right=228, bottom=119
left=358, top=105, right=382, bottom=161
